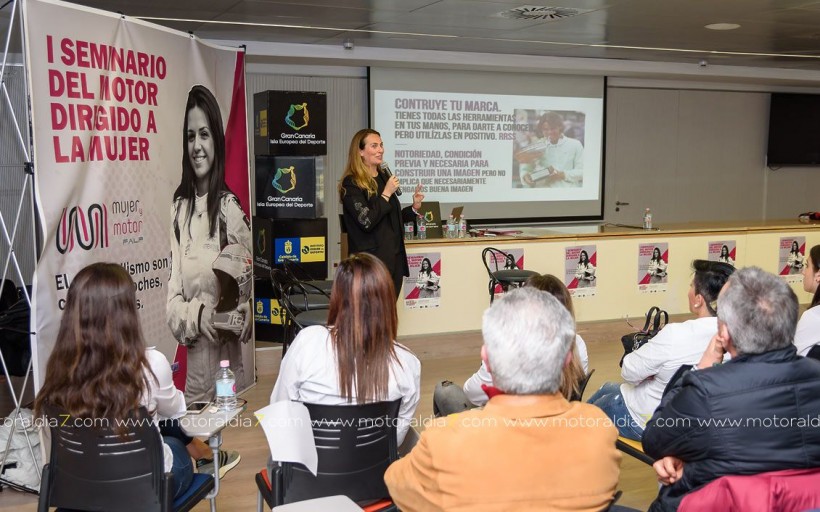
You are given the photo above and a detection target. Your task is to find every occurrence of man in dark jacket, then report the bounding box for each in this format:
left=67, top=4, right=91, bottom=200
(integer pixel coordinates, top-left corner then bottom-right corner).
left=642, top=266, right=820, bottom=512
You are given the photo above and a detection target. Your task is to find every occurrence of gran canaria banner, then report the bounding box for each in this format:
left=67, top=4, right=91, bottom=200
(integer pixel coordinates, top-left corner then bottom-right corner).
left=25, top=0, right=254, bottom=399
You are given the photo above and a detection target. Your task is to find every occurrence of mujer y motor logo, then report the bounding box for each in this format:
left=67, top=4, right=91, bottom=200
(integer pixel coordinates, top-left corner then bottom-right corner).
left=55, top=204, right=109, bottom=254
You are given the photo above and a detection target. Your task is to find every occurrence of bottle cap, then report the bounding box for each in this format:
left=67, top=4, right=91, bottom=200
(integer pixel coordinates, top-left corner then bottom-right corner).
left=220, top=360, right=230, bottom=368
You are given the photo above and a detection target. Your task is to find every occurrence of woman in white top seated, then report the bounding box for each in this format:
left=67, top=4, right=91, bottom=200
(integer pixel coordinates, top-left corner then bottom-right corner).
left=271, top=253, right=421, bottom=444
left=462, top=274, right=589, bottom=406
left=795, top=244, right=820, bottom=356
left=588, top=259, right=734, bottom=440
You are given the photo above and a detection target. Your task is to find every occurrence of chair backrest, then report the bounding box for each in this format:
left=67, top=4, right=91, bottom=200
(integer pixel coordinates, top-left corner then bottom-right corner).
left=572, top=369, right=596, bottom=402
left=481, top=247, right=515, bottom=277
left=282, top=259, right=315, bottom=282
left=806, top=344, right=820, bottom=361
left=270, top=268, right=295, bottom=297
left=278, top=399, right=401, bottom=505
left=281, top=280, right=330, bottom=314
left=39, top=405, right=170, bottom=512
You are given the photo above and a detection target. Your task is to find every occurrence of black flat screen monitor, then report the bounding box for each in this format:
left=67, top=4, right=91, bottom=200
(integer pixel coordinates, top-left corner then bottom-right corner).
left=767, top=93, right=820, bottom=167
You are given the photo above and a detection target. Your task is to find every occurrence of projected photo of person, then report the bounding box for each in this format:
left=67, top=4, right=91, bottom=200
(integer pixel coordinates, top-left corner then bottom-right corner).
left=415, top=257, right=441, bottom=299
left=514, top=110, right=584, bottom=189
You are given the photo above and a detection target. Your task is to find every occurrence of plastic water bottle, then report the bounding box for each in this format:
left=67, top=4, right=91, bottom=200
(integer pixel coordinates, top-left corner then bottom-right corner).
left=416, top=216, right=427, bottom=240
left=215, top=360, right=237, bottom=411
left=446, top=214, right=456, bottom=239
left=643, top=208, right=653, bottom=230
left=458, top=215, right=467, bottom=238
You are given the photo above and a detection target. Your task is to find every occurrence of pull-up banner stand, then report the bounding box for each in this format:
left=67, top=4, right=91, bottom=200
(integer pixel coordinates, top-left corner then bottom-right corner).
left=24, top=0, right=255, bottom=400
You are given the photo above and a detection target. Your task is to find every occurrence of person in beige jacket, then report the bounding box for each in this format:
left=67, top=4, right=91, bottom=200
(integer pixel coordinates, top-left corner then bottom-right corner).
left=385, top=287, right=620, bottom=512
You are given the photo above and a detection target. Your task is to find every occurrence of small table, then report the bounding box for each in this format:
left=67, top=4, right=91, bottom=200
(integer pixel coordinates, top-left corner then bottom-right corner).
left=180, top=402, right=246, bottom=512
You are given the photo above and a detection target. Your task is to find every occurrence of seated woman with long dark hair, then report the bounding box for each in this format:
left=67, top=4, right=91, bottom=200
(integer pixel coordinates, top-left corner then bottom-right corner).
left=35, top=263, right=194, bottom=498
left=270, top=253, right=421, bottom=444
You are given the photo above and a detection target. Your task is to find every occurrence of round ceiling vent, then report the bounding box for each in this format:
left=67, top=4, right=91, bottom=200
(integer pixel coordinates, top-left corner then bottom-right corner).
left=497, top=5, right=589, bottom=21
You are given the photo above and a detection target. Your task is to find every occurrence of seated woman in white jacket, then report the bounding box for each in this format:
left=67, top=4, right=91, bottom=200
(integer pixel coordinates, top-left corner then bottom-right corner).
left=795, top=244, right=820, bottom=356
left=270, top=253, right=421, bottom=445
left=461, top=274, right=589, bottom=407
left=588, top=259, right=734, bottom=440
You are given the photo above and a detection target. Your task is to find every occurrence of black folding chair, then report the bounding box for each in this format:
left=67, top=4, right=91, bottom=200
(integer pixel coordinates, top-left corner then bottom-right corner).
left=806, top=344, right=820, bottom=361
left=281, top=259, right=333, bottom=296
left=38, top=405, right=214, bottom=512
left=256, top=400, right=401, bottom=511
left=481, top=247, right=539, bottom=304
left=571, top=368, right=596, bottom=402
left=271, top=268, right=330, bottom=353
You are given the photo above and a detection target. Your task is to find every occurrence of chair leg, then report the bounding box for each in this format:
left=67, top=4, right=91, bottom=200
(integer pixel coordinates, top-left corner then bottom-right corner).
left=37, top=464, right=50, bottom=512
left=282, top=318, right=293, bottom=356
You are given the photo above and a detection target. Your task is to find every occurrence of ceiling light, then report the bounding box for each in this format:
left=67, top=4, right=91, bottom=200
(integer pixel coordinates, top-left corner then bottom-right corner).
left=705, top=23, right=741, bottom=30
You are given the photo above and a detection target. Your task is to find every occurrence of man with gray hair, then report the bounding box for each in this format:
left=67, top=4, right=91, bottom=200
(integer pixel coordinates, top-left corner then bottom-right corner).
left=385, top=287, right=620, bottom=512
left=643, top=267, right=820, bottom=511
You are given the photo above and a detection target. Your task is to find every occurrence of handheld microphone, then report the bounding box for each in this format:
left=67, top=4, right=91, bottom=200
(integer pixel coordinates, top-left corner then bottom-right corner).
left=379, top=162, right=402, bottom=196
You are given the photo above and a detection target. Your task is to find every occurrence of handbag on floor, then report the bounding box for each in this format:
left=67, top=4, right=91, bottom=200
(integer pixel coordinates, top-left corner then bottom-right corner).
left=619, top=306, right=668, bottom=367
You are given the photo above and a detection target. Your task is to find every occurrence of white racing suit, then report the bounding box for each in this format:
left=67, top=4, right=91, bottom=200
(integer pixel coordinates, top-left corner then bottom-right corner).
left=167, top=192, right=251, bottom=402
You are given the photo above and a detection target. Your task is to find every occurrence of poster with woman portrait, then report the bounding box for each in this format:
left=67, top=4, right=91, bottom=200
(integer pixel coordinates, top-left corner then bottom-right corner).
left=26, top=0, right=253, bottom=395
left=708, top=241, right=736, bottom=267
left=779, top=236, right=806, bottom=283
left=485, top=248, right=525, bottom=300
left=564, top=245, right=597, bottom=297
left=404, top=252, right=442, bottom=309
left=638, top=243, right=669, bottom=293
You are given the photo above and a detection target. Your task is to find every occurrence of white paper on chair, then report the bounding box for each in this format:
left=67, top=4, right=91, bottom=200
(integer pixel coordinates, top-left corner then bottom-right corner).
left=254, top=401, right=318, bottom=476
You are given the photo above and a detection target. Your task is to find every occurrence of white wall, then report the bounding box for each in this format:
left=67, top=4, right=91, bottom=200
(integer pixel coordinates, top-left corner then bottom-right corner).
left=237, top=45, right=820, bottom=277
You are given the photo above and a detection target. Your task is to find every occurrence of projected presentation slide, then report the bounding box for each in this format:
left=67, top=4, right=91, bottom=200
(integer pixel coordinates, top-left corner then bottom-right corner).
left=374, top=90, right=603, bottom=205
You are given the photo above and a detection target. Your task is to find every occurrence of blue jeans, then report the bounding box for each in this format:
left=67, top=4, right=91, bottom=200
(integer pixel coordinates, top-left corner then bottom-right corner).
left=587, top=382, right=644, bottom=441
left=164, top=436, right=193, bottom=499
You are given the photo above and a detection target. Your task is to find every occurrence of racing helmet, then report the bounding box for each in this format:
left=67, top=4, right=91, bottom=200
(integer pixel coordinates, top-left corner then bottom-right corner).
left=212, top=243, right=253, bottom=312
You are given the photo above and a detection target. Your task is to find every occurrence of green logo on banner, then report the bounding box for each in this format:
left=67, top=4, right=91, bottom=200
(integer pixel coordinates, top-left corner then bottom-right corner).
left=272, top=166, right=297, bottom=194
left=285, top=103, right=309, bottom=131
